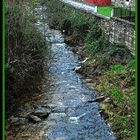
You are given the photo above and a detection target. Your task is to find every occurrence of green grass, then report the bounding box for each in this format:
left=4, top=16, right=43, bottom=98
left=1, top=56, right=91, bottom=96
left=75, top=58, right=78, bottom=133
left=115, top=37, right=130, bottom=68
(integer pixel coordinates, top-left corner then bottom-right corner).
left=97, top=6, right=112, bottom=17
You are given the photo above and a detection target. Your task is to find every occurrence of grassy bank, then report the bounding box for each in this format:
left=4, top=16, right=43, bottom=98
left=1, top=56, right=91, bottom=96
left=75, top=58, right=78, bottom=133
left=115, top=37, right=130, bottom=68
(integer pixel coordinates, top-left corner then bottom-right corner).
left=97, top=6, right=112, bottom=17
left=5, top=1, right=47, bottom=117
left=43, top=0, right=135, bottom=139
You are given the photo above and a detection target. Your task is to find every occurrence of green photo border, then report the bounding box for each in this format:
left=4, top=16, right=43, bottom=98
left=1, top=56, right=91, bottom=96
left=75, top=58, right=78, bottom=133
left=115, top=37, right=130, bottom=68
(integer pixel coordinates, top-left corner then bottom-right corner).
left=2, top=0, right=138, bottom=140
left=2, top=0, right=5, bottom=140
left=135, top=0, right=138, bottom=140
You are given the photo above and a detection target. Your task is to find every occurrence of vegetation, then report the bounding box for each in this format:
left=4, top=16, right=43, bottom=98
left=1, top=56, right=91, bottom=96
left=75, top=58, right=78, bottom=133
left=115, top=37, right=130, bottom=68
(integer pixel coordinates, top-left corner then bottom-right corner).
left=97, top=6, right=112, bottom=17
left=97, top=61, right=135, bottom=139
left=43, top=0, right=135, bottom=139
left=5, top=0, right=47, bottom=117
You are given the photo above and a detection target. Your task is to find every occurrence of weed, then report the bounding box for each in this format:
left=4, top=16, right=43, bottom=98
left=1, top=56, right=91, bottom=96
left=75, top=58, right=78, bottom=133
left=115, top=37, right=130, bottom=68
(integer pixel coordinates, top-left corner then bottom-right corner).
left=109, top=87, right=122, bottom=104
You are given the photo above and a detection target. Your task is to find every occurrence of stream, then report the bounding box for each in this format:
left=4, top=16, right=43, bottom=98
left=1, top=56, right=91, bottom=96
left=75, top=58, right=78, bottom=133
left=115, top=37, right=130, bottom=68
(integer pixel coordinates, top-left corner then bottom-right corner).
left=6, top=5, right=116, bottom=140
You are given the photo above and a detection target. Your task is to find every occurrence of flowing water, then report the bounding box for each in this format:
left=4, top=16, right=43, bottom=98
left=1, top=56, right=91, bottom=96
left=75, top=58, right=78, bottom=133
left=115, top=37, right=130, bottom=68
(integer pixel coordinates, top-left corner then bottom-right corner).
left=6, top=5, right=116, bottom=140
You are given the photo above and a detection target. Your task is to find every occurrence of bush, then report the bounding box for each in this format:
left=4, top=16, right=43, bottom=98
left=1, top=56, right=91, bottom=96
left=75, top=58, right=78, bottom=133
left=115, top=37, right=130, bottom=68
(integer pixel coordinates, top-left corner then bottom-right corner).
left=5, top=2, right=47, bottom=117
left=85, top=24, right=102, bottom=43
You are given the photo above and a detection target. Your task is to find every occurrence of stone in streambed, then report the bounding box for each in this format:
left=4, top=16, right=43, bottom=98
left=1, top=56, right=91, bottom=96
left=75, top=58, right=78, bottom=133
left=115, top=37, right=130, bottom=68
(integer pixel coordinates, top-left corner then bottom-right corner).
left=73, top=66, right=82, bottom=73
left=84, top=78, right=93, bottom=83
left=27, top=114, right=41, bottom=123
left=31, top=107, right=51, bottom=119
left=87, top=96, right=108, bottom=103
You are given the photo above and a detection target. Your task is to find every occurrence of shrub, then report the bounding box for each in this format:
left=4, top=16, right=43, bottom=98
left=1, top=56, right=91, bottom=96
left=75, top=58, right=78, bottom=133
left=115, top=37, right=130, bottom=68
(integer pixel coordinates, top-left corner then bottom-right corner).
left=5, top=2, right=47, bottom=117
left=85, top=24, right=102, bottom=43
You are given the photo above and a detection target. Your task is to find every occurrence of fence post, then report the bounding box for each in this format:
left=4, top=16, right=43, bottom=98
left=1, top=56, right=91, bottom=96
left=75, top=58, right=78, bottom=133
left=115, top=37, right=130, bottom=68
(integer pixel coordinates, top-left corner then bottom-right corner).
left=111, top=8, right=114, bottom=17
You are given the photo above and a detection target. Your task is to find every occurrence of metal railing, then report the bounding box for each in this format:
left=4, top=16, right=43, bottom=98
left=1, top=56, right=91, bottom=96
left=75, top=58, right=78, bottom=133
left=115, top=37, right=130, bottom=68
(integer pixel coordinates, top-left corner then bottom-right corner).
left=112, top=6, right=135, bottom=22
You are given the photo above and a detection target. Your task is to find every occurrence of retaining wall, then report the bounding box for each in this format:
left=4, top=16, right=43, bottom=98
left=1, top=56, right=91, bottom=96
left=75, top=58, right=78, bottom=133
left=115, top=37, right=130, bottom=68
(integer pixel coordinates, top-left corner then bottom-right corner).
left=94, top=15, right=135, bottom=55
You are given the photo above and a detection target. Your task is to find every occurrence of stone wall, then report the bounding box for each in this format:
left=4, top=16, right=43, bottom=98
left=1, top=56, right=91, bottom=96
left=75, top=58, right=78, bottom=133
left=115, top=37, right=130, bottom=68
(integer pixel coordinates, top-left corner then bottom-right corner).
left=93, top=15, right=135, bottom=55
left=109, top=17, right=135, bottom=54
left=94, top=16, right=112, bottom=35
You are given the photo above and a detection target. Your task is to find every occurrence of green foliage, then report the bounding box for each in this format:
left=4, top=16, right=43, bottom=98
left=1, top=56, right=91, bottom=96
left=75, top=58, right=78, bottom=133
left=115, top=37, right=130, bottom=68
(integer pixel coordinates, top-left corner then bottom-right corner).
left=85, top=35, right=109, bottom=53
left=109, top=87, right=122, bottom=104
left=96, top=60, right=134, bottom=139
left=110, top=64, right=124, bottom=73
left=85, top=24, right=102, bottom=43
left=112, top=115, right=134, bottom=139
left=126, top=59, right=135, bottom=69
